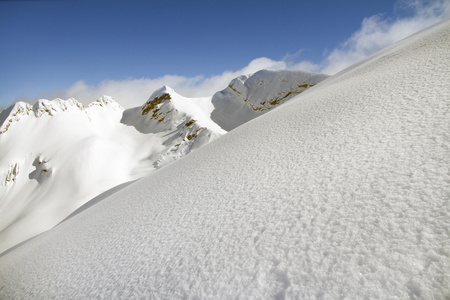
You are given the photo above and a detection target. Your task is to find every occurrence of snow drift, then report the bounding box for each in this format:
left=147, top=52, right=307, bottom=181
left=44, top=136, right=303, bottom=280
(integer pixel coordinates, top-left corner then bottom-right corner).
left=0, top=19, right=449, bottom=299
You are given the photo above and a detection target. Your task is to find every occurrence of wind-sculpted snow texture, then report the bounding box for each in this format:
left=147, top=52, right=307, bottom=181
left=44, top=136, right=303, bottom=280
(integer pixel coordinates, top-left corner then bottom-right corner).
left=1, top=20, right=450, bottom=299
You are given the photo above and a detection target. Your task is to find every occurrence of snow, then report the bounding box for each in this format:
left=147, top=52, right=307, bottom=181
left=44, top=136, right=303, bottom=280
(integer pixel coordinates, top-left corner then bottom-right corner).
left=1, top=19, right=449, bottom=299
left=153, top=86, right=225, bottom=133
left=0, top=69, right=323, bottom=255
left=0, top=97, right=158, bottom=254
left=211, top=69, right=328, bottom=131
left=0, top=92, right=224, bottom=254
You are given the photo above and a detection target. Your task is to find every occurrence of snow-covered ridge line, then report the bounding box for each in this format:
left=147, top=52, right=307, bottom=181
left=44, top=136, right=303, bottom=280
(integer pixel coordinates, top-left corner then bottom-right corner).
left=211, top=69, right=329, bottom=131
left=87, top=95, right=123, bottom=110
left=0, top=96, right=122, bottom=135
left=122, top=85, right=226, bottom=134
left=120, top=85, right=226, bottom=169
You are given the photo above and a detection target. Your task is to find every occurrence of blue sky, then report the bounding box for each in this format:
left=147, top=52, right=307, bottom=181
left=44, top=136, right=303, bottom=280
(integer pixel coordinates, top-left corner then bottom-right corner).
left=0, top=0, right=449, bottom=108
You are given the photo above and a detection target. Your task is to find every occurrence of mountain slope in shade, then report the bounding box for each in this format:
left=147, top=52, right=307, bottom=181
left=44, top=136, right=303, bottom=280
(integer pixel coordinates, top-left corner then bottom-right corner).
left=211, top=69, right=328, bottom=131
left=0, top=70, right=324, bottom=254
left=0, top=19, right=448, bottom=299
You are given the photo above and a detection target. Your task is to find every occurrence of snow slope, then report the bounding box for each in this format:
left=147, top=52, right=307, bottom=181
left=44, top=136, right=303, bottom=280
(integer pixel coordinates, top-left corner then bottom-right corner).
left=1, top=20, right=449, bottom=299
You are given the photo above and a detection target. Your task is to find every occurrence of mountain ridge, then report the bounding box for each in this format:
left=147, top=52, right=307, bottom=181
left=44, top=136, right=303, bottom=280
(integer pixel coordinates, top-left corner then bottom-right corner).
left=211, top=69, right=328, bottom=131
left=0, top=69, right=327, bottom=254
left=0, top=96, right=123, bottom=135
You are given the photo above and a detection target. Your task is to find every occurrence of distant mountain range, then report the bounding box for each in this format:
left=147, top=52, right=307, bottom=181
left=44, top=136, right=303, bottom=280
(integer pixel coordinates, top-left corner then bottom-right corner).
left=0, top=69, right=328, bottom=253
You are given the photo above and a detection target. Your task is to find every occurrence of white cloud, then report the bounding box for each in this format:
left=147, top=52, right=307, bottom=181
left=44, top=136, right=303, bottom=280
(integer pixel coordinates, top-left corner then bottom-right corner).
left=42, top=75, right=200, bottom=109
left=41, top=57, right=288, bottom=108
left=37, top=0, right=449, bottom=108
left=181, top=57, right=287, bottom=97
left=320, top=0, right=450, bottom=74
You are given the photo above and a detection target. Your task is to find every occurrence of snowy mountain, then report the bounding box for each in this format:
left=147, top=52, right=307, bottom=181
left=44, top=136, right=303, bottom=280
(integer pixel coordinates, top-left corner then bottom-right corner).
left=0, top=70, right=325, bottom=254
left=120, top=86, right=225, bottom=167
left=0, top=96, right=152, bottom=254
left=211, top=69, right=328, bottom=131
left=0, top=18, right=448, bottom=300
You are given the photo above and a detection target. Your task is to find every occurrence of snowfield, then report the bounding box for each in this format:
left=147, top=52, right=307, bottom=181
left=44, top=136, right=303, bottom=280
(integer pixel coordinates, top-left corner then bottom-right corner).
left=0, top=19, right=449, bottom=299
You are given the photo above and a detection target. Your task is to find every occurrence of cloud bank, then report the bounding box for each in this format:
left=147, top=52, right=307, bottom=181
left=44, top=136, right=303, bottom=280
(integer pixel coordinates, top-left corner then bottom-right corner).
left=41, top=57, right=288, bottom=108
left=40, top=0, right=449, bottom=108
left=321, top=0, right=450, bottom=74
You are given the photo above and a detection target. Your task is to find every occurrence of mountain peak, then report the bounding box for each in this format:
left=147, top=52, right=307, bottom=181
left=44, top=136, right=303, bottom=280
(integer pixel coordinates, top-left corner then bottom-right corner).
left=0, top=98, right=87, bottom=135
left=88, top=95, right=123, bottom=110
left=0, top=102, right=33, bottom=134
left=141, top=92, right=172, bottom=117
left=211, top=69, right=329, bottom=131
left=149, top=85, right=176, bottom=99
left=33, top=98, right=84, bottom=117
